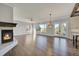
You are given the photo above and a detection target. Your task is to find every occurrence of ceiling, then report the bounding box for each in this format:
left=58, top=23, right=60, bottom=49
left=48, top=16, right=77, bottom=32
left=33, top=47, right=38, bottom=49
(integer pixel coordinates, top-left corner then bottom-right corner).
left=5, top=3, right=75, bottom=23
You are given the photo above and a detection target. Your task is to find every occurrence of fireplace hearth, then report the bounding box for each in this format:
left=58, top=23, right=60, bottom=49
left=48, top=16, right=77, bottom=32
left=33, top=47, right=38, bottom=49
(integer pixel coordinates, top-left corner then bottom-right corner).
left=1, top=30, right=13, bottom=43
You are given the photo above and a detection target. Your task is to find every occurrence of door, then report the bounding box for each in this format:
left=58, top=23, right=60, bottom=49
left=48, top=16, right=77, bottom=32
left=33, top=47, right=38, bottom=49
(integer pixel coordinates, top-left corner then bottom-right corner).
left=60, top=23, right=67, bottom=37
left=54, top=23, right=60, bottom=35
left=54, top=22, right=68, bottom=37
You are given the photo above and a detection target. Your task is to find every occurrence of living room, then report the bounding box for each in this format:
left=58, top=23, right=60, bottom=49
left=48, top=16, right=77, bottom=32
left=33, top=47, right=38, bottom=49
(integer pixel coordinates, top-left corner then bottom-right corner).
left=0, top=3, right=79, bottom=56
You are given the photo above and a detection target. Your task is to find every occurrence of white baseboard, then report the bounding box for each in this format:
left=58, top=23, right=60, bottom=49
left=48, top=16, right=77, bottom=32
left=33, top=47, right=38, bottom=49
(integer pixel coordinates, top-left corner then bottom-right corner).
left=37, top=32, right=72, bottom=40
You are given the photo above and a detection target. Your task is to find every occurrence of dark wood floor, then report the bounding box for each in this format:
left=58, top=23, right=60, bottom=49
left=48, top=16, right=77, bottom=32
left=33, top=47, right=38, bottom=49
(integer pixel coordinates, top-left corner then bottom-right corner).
left=12, top=34, right=79, bottom=56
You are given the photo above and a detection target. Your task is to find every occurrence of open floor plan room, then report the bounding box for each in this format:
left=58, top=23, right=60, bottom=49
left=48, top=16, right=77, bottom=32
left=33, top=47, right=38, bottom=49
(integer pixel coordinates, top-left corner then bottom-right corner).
left=0, top=3, right=79, bottom=56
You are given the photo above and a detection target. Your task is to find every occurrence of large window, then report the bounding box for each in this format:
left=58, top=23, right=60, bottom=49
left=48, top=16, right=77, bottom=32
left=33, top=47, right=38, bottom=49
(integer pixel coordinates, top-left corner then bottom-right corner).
left=54, top=24, right=59, bottom=35
left=54, top=22, right=67, bottom=37
left=39, top=24, right=47, bottom=32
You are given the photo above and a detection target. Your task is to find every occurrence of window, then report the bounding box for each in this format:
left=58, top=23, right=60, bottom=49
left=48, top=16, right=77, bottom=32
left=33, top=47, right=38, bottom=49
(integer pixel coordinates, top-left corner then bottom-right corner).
left=39, top=24, right=47, bottom=32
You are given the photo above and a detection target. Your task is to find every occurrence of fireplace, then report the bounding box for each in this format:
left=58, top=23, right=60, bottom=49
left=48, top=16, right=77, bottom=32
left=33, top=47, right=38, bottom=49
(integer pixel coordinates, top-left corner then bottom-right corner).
left=1, top=30, right=13, bottom=43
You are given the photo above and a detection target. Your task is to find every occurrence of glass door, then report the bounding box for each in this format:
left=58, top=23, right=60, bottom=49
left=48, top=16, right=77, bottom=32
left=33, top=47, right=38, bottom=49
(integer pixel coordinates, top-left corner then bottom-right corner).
left=54, top=22, right=68, bottom=37
left=54, top=23, right=60, bottom=35
left=60, top=23, right=67, bottom=37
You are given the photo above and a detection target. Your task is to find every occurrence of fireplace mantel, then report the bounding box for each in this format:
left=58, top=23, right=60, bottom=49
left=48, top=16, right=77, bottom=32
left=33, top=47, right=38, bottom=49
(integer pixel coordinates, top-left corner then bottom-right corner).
left=0, top=22, right=17, bottom=27
left=0, top=21, right=17, bottom=56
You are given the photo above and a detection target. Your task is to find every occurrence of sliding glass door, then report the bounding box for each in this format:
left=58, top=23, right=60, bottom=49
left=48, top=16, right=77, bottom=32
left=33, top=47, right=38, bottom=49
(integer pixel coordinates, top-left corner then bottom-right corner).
left=54, top=22, right=68, bottom=37
left=54, top=23, right=60, bottom=35
left=60, top=23, right=67, bottom=36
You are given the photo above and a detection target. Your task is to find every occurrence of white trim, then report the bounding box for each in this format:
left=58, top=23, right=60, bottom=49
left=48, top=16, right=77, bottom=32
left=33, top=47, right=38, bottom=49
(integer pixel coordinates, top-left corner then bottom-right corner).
left=37, top=32, right=71, bottom=39
left=0, top=38, right=18, bottom=56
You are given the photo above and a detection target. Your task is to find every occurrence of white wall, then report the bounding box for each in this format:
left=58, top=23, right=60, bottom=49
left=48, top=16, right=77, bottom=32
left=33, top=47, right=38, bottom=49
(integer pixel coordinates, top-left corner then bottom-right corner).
left=0, top=4, right=13, bottom=22
left=70, top=16, right=79, bottom=30
left=13, top=20, right=32, bottom=36
left=0, top=4, right=13, bottom=44
left=69, top=16, right=79, bottom=39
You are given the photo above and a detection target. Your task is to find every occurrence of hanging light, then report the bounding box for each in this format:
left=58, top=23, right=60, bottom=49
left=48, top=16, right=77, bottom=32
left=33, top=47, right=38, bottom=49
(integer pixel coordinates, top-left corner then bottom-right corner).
left=48, top=12, right=52, bottom=28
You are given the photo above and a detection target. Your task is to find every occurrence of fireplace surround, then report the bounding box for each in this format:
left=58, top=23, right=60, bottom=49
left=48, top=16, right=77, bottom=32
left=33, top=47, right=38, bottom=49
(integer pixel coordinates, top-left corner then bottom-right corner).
left=0, top=22, right=17, bottom=44
left=1, top=30, right=13, bottom=43
left=0, top=22, right=17, bottom=56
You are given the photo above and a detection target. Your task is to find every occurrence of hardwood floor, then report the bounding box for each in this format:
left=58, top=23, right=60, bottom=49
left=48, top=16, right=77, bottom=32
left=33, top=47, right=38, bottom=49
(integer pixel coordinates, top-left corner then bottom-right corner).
left=11, top=34, right=79, bottom=56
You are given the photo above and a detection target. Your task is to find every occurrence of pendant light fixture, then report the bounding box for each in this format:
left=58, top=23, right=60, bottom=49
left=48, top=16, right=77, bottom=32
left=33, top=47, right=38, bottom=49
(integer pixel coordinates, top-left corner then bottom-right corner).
left=48, top=11, right=52, bottom=28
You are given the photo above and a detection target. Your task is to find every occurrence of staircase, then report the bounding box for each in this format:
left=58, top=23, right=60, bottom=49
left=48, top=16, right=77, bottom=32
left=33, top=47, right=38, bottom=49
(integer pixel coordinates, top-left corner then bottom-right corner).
left=71, top=3, right=79, bottom=17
